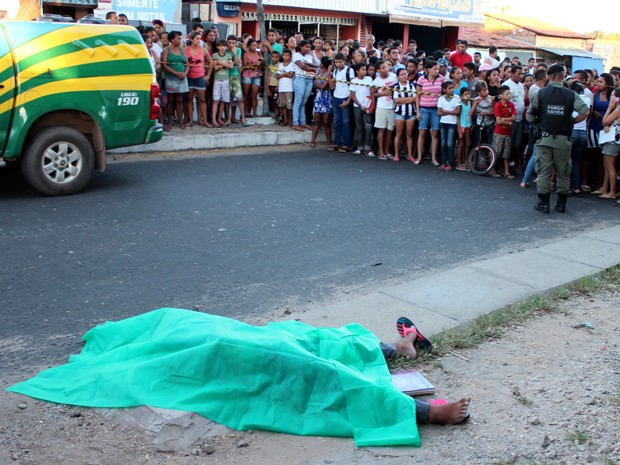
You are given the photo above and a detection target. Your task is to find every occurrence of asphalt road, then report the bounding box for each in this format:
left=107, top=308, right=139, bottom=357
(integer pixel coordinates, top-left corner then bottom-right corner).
left=1, top=148, right=619, bottom=375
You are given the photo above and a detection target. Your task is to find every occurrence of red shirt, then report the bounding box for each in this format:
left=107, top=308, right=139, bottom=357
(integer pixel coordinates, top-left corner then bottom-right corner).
left=493, top=100, right=516, bottom=136
left=449, top=51, right=473, bottom=70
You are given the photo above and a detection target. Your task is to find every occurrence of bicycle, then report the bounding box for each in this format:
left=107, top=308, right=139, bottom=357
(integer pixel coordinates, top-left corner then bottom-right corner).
left=467, top=115, right=497, bottom=176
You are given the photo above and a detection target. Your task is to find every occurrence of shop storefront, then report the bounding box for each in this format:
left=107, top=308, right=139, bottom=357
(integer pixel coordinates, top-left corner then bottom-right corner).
left=210, top=0, right=379, bottom=45
left=384, top=0, right=483, bottom=52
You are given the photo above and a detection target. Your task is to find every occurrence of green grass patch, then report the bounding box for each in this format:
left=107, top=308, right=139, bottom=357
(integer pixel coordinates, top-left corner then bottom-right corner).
left=566, top=429, right=589, bottom=445
left=494, top=459, right=517, bottom=465
left=516, top=395, right=533, bottom=406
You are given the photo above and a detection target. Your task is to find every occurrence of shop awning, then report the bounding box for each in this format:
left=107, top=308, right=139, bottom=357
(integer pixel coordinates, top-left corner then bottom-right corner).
left=538, top=47, right=603, bottom=59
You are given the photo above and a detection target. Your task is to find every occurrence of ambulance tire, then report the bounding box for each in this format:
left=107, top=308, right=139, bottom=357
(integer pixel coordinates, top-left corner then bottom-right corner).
left=22, top=126, right=95, bottom=196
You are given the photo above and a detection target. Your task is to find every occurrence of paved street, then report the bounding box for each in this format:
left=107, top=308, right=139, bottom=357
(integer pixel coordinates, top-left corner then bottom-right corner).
left=1, top=147, right=619, bottom=374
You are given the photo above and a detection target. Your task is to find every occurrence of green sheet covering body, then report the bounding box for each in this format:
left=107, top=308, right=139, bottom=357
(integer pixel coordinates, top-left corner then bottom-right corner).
left=7, top=308, right=420, bottom=447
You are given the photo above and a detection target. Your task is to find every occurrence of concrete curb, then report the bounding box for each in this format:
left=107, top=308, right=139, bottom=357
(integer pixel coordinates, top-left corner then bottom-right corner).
left=109, top=119, right=316, bottom=154
left=293, top=224, right=620, bottom=344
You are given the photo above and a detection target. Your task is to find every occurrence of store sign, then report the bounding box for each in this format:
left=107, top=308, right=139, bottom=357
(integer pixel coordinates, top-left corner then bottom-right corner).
left=389, top=0, right=482, bottom=23
left=43, top=0, right=99, bottom=6
left=97, top=0, right=179, bottom=22
left=216, top=0, right=240, bottom=18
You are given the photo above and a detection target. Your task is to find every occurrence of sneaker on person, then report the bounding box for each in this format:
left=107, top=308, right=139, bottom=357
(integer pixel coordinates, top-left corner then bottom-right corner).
left=365, top=151, right=376, bottom=158
left=352, top=149, right=362, bottom=155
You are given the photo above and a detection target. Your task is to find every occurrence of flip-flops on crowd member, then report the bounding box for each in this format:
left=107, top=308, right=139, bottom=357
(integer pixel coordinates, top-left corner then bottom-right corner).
left=396, top=317, right=433, bottom=354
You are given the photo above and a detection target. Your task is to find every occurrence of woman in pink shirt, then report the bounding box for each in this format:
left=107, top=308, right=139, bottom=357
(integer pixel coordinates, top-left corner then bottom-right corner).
left=415, top=60, right=444, bottom=165
left=185, top=31, right=213, bottom=127
left=242, top=39, right=264, bottom=118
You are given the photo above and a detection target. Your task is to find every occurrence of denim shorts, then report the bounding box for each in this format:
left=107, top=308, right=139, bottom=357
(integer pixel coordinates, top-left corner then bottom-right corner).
left=187, top=76, right=206, bottom=90
left=241, top=76, right=261, bottom=86
left=394, top=113, right=416, bottom=121
left=419, top=106, right=439, bottom=131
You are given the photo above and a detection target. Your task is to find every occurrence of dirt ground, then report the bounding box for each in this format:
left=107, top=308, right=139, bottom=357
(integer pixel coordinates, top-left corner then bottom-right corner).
left=1, top=287, right=619, bottom=465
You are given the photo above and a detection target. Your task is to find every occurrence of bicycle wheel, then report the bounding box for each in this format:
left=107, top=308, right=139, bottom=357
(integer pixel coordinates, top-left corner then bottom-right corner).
left=468, top=144, right=497, bottom=176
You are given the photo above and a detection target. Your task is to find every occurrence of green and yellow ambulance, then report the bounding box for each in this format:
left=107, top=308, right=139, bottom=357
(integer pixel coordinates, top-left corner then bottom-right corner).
left=0, top=20, right=163, bottom=195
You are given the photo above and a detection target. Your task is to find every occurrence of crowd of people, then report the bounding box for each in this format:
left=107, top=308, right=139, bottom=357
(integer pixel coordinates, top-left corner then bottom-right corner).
left=105, top=14, right=620, bottom=205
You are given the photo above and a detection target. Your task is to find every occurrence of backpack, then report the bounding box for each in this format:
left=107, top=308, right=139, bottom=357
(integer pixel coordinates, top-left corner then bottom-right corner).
left=334, top=66, right=355, bottom=86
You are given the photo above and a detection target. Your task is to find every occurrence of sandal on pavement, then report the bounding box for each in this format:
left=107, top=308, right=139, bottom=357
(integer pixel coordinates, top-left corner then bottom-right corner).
left=396, top=317, right=433, bottom=353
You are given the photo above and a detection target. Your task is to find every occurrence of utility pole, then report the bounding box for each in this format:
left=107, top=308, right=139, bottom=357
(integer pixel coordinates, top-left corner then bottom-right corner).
left=256, top=0, right=270, bottom=116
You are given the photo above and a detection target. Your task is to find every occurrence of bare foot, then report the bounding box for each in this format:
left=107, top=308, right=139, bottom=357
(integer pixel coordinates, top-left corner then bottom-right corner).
left=394, top=332, right=418, bottom=358
left=427, top=397, right=471, bottom=425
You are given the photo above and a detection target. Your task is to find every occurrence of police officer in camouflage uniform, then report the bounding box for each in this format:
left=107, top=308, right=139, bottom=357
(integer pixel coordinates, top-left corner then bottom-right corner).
left=526, top=63, right=590, bottom=213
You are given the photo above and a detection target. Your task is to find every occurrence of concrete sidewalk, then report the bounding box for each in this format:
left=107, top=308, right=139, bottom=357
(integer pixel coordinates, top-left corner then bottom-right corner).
left=110, top=116, right=316, bottom=154
left=291, top=224, right=620, bottom=343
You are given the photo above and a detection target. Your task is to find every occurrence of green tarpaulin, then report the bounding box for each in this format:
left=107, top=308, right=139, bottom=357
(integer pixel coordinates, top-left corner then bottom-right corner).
left=7, top=308, right=420, bottom=447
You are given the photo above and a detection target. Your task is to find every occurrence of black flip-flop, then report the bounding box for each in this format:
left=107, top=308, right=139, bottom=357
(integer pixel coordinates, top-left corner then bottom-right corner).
left=396, top=317, right=433, bottom=353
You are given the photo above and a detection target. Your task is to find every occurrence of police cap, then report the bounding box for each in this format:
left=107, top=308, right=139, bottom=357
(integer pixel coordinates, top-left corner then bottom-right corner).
left=547, top=63, right=565, bottom=77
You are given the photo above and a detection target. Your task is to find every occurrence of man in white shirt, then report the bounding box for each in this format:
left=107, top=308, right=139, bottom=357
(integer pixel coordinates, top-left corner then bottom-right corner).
left=504, top=64, right=526, bottom=172
left=528, top=69, right=546, bottom=101
left=484, top=46, right=500, bottom=70
left=572, top=70, right=594, bottom=102
left=145, top=26, right=163, bottom=59
left=365, top=34, right=379, bottom=58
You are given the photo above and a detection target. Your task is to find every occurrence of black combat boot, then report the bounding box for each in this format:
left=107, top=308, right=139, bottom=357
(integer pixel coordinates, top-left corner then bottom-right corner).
left=535, top=193, right=550, bottom=214
left=555, top=193, right=568, bottom=213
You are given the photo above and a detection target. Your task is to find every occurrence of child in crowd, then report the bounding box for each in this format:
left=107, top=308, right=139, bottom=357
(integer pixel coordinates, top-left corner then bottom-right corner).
left=211, top=39, right=233, bottom=127
left=392, top=68, right=417, bottom=162
left=268, top=50, right=281, bottom=123
left=471, top=81, right=495, bottom=146
left=456, top=87, right=472, bottom=171
left=371, top=60, right=397, bottom=160
left=330, top=52, right=355, bottom=152
left=324, top=39, right=336, bottom=59
left=437, top=81, right=461, bottom=171
left=227, top=35, right=251, bottom=126
left=367, top=63, right=377, bottom=81
left=310, top=56, right=333, bottom=148
left=492, top=85, right=517, bottom=178
left=241, top=38, right=264, bottom=118
left=276, top=48, right=295, bottom=127
left=350, top=63, right=374, bottom=156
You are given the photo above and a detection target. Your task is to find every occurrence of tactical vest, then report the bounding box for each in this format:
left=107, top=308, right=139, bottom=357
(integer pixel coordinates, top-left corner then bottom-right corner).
left=537, top=85, right=575, bottom=136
